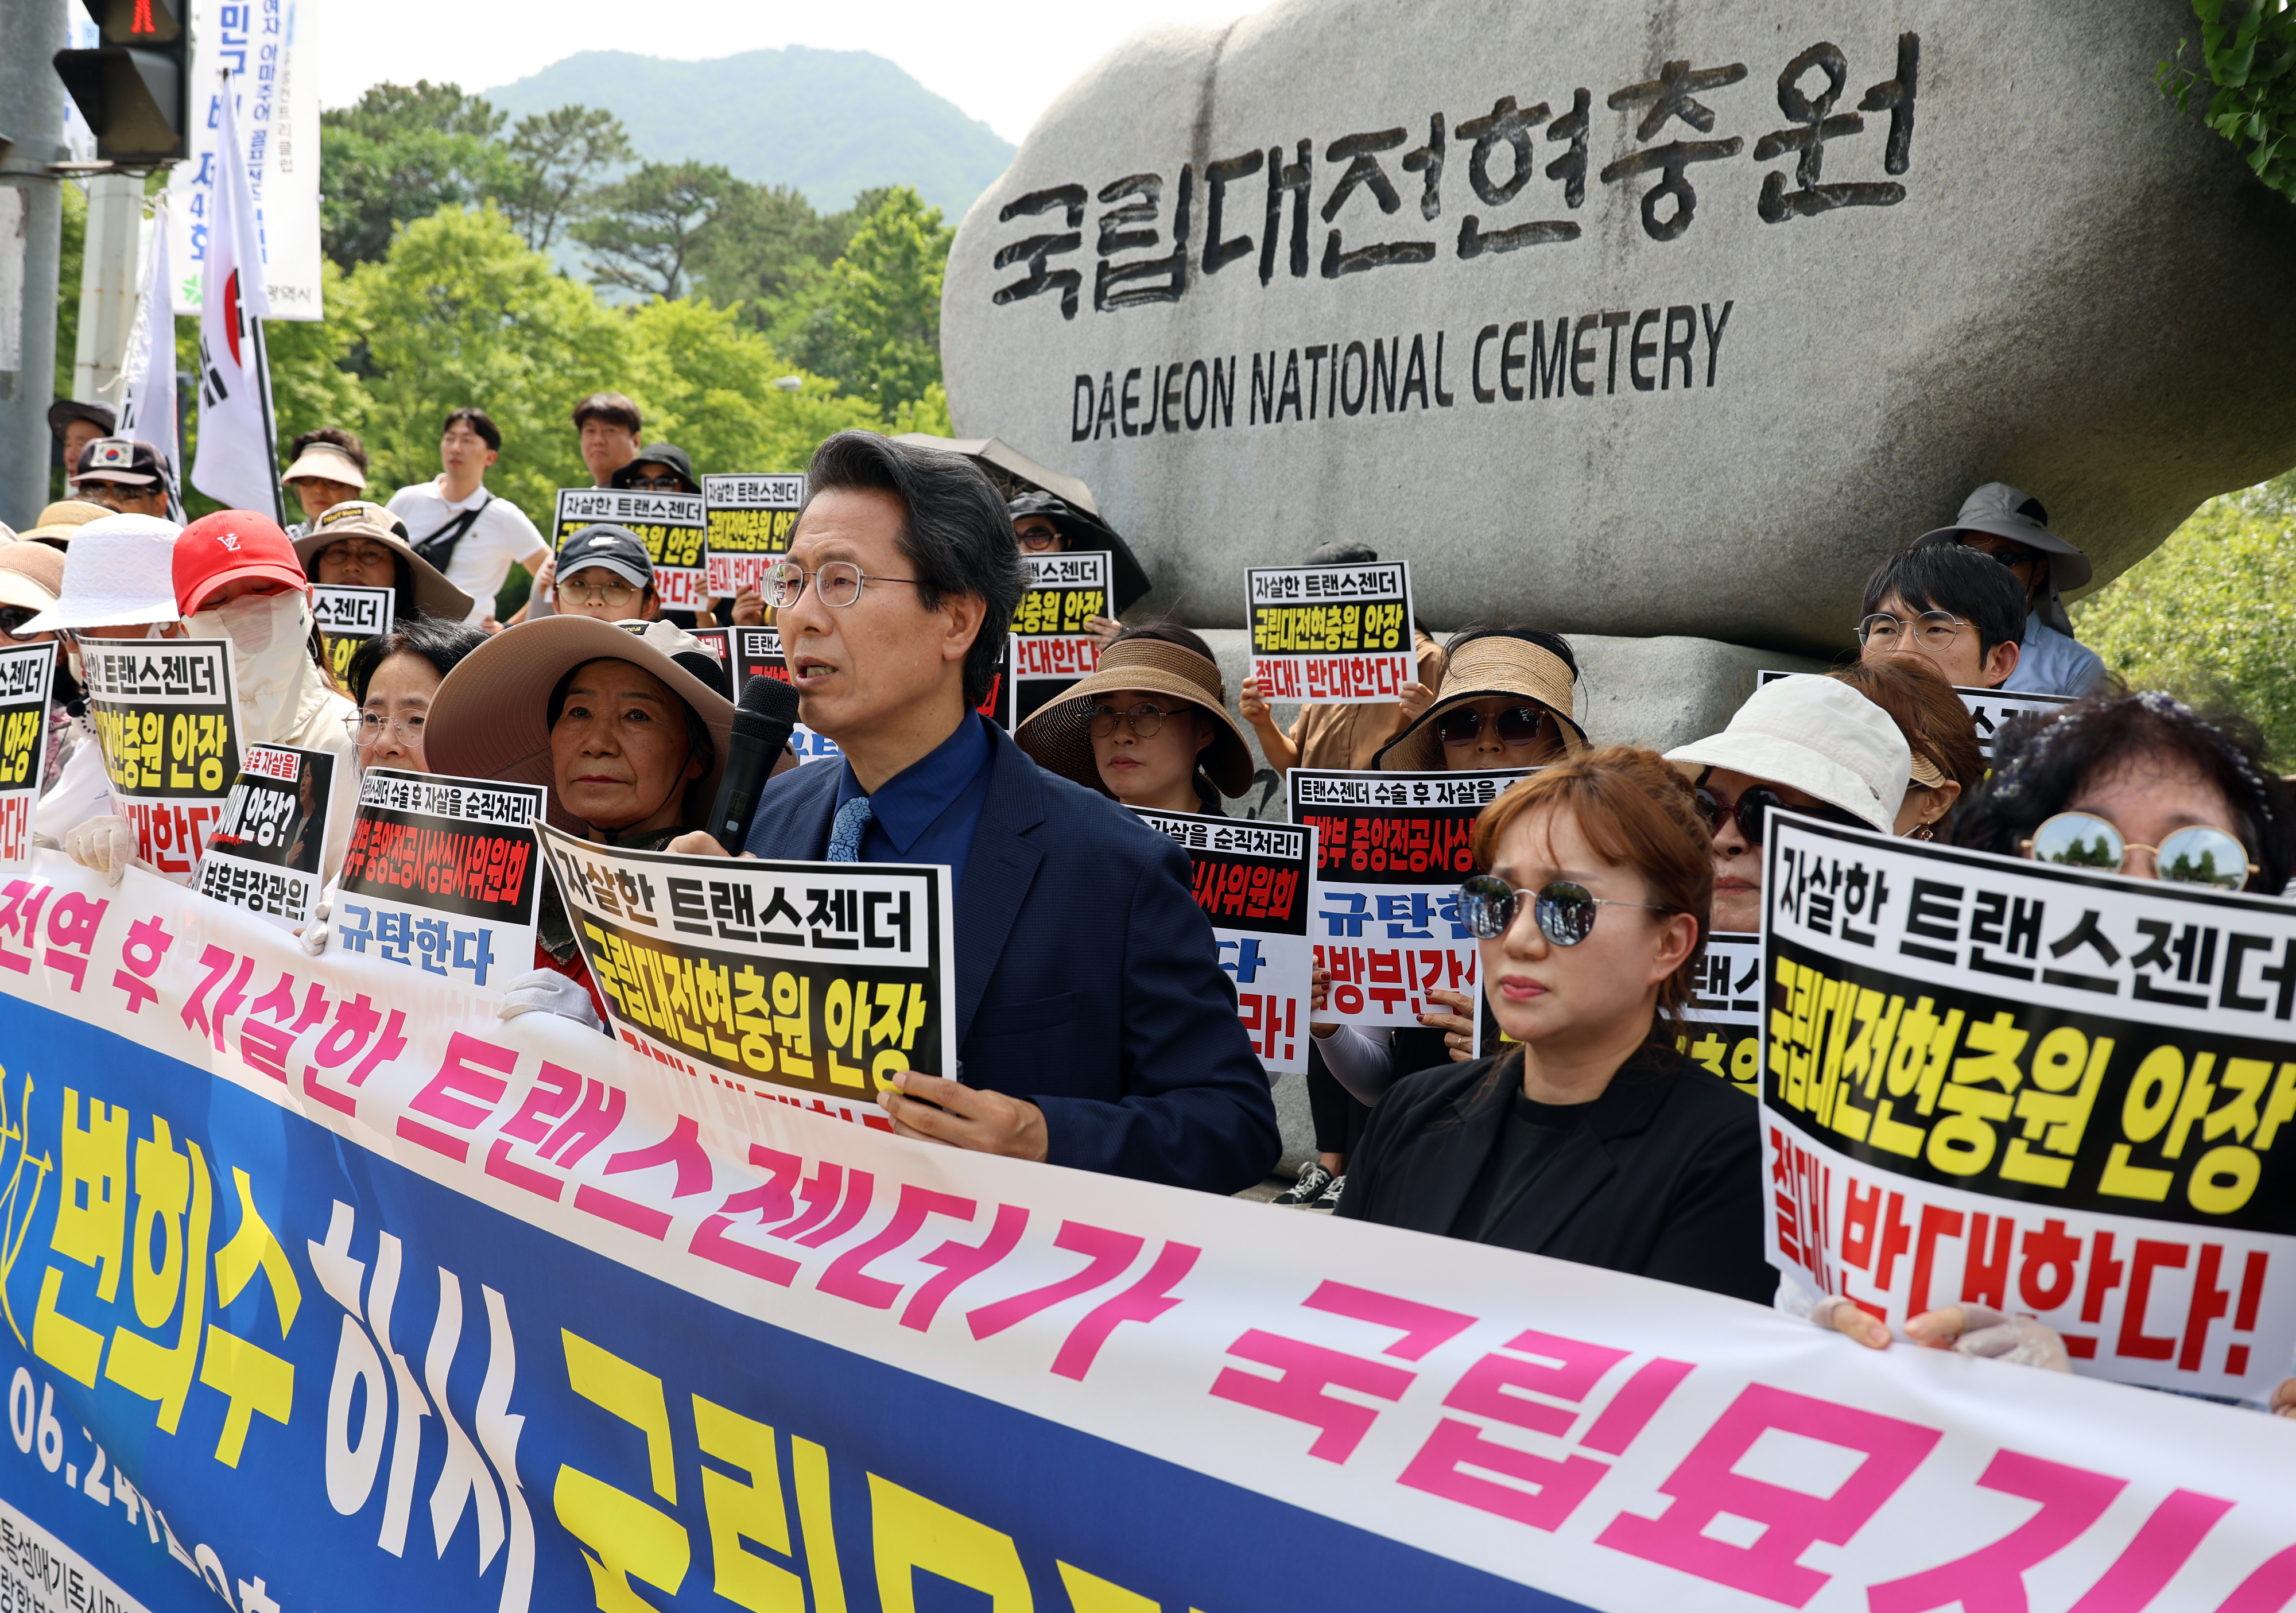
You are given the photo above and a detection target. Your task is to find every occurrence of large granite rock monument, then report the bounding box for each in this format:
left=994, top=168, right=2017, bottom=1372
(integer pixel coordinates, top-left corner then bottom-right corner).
left=940, top=0, right=2296, bottom=656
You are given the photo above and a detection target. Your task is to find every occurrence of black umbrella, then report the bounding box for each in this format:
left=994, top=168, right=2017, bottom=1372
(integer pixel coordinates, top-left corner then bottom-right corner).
left=891, top=433, right=1153, bottom=612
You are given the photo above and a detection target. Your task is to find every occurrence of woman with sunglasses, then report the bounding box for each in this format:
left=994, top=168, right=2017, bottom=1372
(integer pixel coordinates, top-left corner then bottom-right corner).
left=1335, top=747, right=1774, bottom=1302
left=1663, top=674, right=1913, bottom=936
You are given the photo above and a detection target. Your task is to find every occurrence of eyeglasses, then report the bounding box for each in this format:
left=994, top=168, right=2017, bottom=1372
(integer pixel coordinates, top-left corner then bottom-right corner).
left=561, top=577, right=642, bottom=607
left=1085, top=701, right=1189, bottom=739
left=2022, top=811, right=2256, bottom=891
left=1976, top=543, right=2042, bottom=570
left=346, top=711, right=425, bottom=749
left=1694, top=785, right=1866, bottom=846
left=620, top=474, right=688, bottom=492
left=763, top=559, right=921, bottom=610
left=1435, top=704, right=1554, bottom=749
left=1016, top=530, right=1062, bottom=554
left=0, top=607, right=42, bottom=639
left=1857, top=612, right=1969, bottom=652
left=1456, top=873, right=1670, bottom=947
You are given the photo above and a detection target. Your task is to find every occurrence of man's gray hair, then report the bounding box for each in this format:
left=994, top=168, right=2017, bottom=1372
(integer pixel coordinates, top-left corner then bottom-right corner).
left=802, top=432, right=1027, bottom=709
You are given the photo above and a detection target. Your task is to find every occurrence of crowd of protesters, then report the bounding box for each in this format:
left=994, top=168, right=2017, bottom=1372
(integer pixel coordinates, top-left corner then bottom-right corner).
left=9, top=394, right=2295, bottom=1418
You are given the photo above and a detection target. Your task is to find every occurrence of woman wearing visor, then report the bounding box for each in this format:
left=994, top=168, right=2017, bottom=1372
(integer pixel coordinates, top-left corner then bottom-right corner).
left=1335, top=746, right=1774, bottom=1302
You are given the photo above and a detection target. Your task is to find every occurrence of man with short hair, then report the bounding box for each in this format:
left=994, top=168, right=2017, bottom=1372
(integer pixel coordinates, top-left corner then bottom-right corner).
left=572, top=392, right=643, bottom=488
left=672, top=432, right=1279, bottom=1194
left=48, top=402, right=115, bottom=488
left=69, top=438, right=173, bottom=519
left=1855, top=543, right=2029, bottom=690
left=385, top=407, right=550, bottom=629
left=1914, top=483, right=2109, bottom=697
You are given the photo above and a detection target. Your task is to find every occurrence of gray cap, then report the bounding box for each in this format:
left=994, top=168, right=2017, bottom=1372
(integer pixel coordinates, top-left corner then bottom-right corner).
left=557, top=524, right=654, bottom=591
left=1915, top=483, right=2091, bottom=592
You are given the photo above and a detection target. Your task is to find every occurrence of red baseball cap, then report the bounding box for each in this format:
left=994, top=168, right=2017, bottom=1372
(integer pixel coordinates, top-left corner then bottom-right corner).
left=174, top=509, right=309, bottom=615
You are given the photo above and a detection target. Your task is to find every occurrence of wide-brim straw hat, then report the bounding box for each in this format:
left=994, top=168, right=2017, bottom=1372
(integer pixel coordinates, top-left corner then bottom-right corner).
left=1664, top=674, right=1910, bottom=835
left=1374, top=631, right=1587, bottom=771
left=293, top=501, right=475, bottom=623
left=1015, top=637, right=1256, bottom=800
left=19, top=500, right=111, bottom=546
left=425, top=616, right=735, bottom=837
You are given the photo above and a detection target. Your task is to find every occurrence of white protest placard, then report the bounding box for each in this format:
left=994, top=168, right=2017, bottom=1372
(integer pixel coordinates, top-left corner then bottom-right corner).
left=539, top=827, right=957, bottom=1126
left=554, top=487, right=710, bottom=613
left=191, top=742, right=337, bottom=929
left=331, top=767, right=544, bottom=992
left=702, top=472, right=805, bottom=597
left=1134, top=808, right=1317, bottom=1076
left=1010, top=549, right=1110, bottom=728
left=312, top=581, right=394, bottom=685
left=0, top=643, right=56, bottom=865
left=1682, top=929, right=1764, bottom=1099
left=1248, top=560, right=1415, bottom=703
left=1763, top=812, right=2296, bottom=1399
left=82, top=638, right=241, bottom=883
left=1289, top=767, right=1519, bottom=1029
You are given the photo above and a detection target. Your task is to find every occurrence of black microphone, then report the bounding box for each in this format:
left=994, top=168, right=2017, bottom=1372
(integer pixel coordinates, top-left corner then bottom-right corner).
left=705, top=674, right=801, bottom=852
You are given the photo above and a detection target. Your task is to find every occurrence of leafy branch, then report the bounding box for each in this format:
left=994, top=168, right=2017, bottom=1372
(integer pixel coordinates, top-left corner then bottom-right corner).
left=2159, top=0, right=2296, bottom=201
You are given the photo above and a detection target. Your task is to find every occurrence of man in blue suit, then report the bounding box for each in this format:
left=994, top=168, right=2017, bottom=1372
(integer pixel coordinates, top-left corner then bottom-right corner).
left=672, top=432, right=1278, bottom=1195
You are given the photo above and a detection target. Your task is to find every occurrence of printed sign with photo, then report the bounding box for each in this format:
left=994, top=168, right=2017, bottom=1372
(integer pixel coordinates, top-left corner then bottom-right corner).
left=1247, top=561, right=1415, bottom=704
left=191, top=743, right=338, bottom=930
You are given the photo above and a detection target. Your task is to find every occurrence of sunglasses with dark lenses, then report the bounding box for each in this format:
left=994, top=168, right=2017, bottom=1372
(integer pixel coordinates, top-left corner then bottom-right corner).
left=0, top=607, right=42, bottom=639
left=2023, top=812, right=2256, bottom=891
left=621, top=474, right=688, bottom=492
left=1456, top=873, right=1669, bottom=947
left=1436, top=704, right=1553, bottom=749
left=1694, top=786, right=1865, bottom=846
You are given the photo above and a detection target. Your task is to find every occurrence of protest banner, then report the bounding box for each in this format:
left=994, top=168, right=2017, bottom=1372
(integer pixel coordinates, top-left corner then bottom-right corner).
left=1010, top=550, right=1110, bottom=727
left=1759, top=669, right=2075, bottom=760
left=1684, top=930, right=1764, bottom=1099
left=539, top=828, right=956, bottom=1129
left=701, top=473, right=804, bottom=598
left=731, top=626, right=843, bottom=764
left=1134, top=808, right=1317, bottom=1076
left=0, top=643, right=55, bottom=865
left=190, top=744, right=336, bottom=931
left=332, top=768, right=544, bottom=992
left=1248, top=561, right=1415, bottom=704
left=5, top=852, right=2296, bottom=1612
left=1761, top=812, right=2296, bottom=1400
left=312, top=583, right=395, bottom=685
left=80, top=639, right=241, bottom=884
left=552, top=490, right=709, bottom=613
left=1290, top=768, right=1520, bottom=1030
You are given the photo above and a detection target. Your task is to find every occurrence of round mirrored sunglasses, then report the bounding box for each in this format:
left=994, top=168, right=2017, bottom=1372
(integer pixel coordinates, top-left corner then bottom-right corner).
left=1455, top=873, right=1669, bottom=947
left=2022, top=811, right=2255, bottom=891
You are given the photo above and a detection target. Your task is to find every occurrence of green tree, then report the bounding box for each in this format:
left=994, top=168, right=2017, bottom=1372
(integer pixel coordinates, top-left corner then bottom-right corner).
left=689, top=183, right=855, bottom=315
left=2073, top=490, right=2296, bottom=765
left=319, top=82, right=510, bottom=266
left=798, top=187, right=951, bottom=416
left=573, top=161, right=741, bottom=300
left=498, top=105, right=635, bottom=252
left=620, top=297, right=886, bottom=474
left=2161, top=0, right=2296, bottom=202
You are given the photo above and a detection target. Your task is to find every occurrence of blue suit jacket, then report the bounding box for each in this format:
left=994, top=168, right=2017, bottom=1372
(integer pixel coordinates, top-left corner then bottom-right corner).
left=742, top=722, right=1281, bottom=1194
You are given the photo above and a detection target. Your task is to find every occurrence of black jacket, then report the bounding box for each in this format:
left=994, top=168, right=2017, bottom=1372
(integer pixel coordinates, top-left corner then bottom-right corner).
left=1336, top=1042, right=1775, bottom=1305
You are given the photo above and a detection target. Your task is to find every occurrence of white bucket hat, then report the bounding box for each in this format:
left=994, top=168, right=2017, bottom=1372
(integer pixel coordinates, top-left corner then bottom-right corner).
left=1663, top=674, right=1910, bottom=834
left=20, top=513, right=183, bottom=632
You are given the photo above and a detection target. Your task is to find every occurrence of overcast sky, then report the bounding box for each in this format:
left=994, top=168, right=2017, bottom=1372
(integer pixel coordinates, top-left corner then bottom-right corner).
left=316, top=0, right=1275, bottom=145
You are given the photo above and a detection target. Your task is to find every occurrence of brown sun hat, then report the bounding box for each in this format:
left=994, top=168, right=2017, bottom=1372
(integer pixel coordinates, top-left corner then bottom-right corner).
left=293, top=500, right=475, bottom=623
left=0, top=542, right=67, bottom=614
left=424, top=615, right=735, bottom=836
left=1374, top=628, right=1588, bottom=771
left=1015, top=636, right=1256, bottom=800
left=19, top=500, right=112, bottom=548
left=281, top=442, right=369, bottom=491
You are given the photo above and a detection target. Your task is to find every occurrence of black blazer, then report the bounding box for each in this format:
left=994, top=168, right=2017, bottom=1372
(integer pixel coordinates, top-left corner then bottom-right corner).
left=741, top=720, right=1281, bottom=1194
left=1336, top=1042, right=1774, bottom=1304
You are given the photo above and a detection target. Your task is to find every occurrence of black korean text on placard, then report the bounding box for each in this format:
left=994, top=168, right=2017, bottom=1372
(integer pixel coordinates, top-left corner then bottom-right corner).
left=339, top=809, right=540, bottom=926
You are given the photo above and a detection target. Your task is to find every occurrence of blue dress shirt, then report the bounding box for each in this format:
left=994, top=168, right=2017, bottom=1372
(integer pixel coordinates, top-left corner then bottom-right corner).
left=830, top=713, right=994, bottom=893
left=2002, top=610, right=2108, bottom=698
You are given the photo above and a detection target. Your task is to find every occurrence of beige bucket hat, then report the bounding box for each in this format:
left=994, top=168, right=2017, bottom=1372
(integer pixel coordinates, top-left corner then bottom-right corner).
left=19, top=500, right=113, bottom=548
left=1015, top=636, right=1256, bottom=800
left=293, top=500, right=475, bottom=623
left=424, top=615, right=735, bottom=836
left=1374, top=629, right=1588, bottom=771
left=0, top=542, right=67, bottom=615
left=1664, top=674, right=1910, bottom=834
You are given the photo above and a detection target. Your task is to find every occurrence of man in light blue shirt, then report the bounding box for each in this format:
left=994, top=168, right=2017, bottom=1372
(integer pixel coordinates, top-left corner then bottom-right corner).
left=1917, top=483, right=2109, bottom=697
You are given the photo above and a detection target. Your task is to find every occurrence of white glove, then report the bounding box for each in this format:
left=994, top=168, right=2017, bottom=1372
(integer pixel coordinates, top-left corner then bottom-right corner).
left=298, top=893, right=332, bottom=957
left=496, top=968, right=605, bottom=1033
left=1948, top=1305, right=2073, bottom=1372
left=64, top=815, right=138, bottom=886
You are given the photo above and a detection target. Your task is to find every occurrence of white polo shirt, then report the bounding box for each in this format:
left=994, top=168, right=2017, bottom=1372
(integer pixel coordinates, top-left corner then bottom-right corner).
left=385, top=476, right=550, bottom=624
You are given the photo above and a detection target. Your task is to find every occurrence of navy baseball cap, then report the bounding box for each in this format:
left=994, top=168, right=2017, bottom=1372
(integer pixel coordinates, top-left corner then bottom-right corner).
left=558, top=524, right=654, bottom=590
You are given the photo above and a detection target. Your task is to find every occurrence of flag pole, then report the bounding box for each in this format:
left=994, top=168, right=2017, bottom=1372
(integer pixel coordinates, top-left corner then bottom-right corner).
left=250, top=314, right=284, bottom=525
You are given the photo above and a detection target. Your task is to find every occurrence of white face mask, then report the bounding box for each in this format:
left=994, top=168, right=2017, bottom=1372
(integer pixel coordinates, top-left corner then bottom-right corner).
left=191, top=590, right=315, bottom=735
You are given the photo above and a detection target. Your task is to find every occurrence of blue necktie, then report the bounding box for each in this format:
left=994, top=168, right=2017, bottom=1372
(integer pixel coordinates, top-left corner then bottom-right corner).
left=827, top=796, right=874, bottom=862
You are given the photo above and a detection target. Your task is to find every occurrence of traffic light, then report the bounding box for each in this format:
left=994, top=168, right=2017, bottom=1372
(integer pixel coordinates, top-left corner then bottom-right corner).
left=53, top=0, right=192, bottom=166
